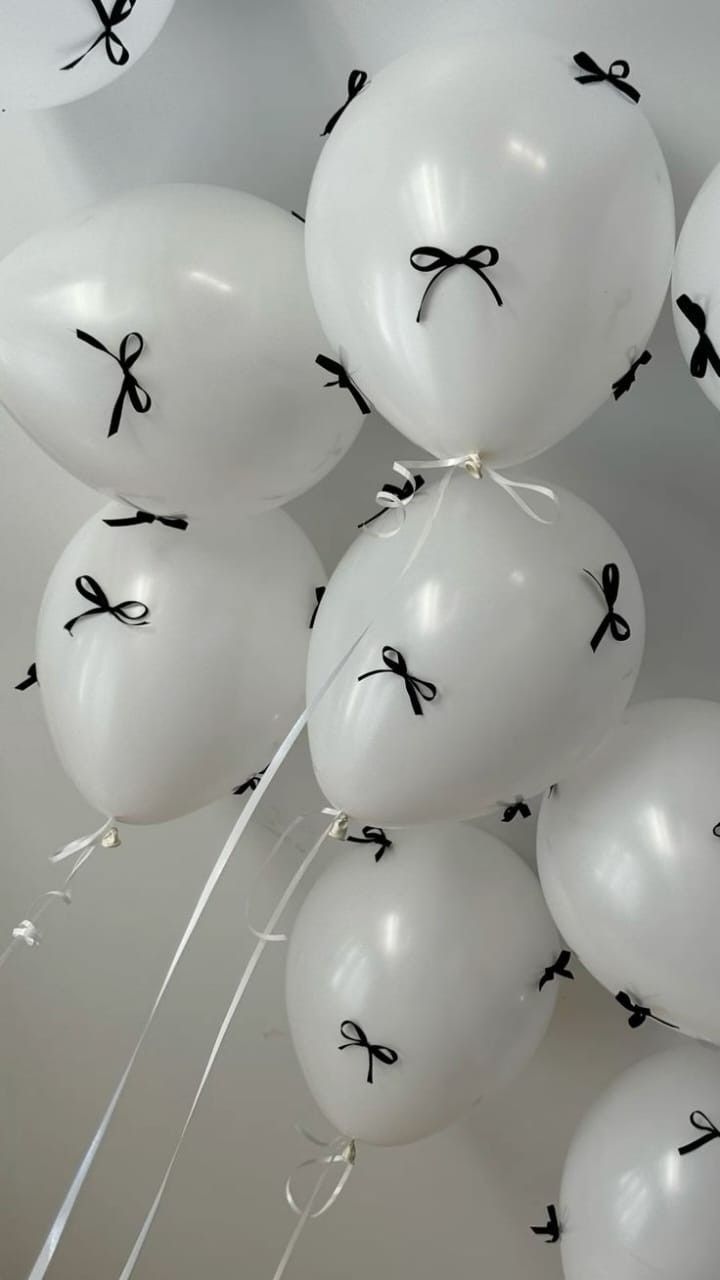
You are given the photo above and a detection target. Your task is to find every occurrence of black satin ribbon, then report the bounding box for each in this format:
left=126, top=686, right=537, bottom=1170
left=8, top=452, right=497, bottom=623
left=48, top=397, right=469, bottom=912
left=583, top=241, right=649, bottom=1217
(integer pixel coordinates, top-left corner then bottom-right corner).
left=358, top=474, right=425, bottom=528
left=615, top=990, right=679, bottom=1030
left=678, top=1110, right=720, bottom=1156
left=410, top=245, right=503, bottom=322
left=316, top=354, right=371, bottom=415
left=547, top=783, right=558, bottom=798
left=573, top=51, right=641, bottom=102
left=584, top=563, right=631, bottom=652
left=76, top=329, right=151, bottom=438
left=358, top=646, right=437, bottom=716
left=539, top=950, right=575, bottom=992
left=61, top=0, right=138, bottom=71
left=613, top=350, right=652, bottom=399
left=321, top=69, right=368, bottom=136
left=502, top=798, right=531, bottom=823
left=64, top=575, right=150, bottom=635
left=675, top=295, right=720, bottom=379
left=103, top=510, right=188, bottom=530
left=233, top=767, right=268, bottom=796
left=713, top=822, right=720, bottom=838
left=309, top=587, right=326, bottom=630
left=15, top=663, right=38, bottom=691
left=347, top=825, right=393, bottom=862
left=531, top=1205, right=561, bottom=1243
left=291, top=210, right=306, bottom=223
left=338, top=1019, right=398, bottom=1083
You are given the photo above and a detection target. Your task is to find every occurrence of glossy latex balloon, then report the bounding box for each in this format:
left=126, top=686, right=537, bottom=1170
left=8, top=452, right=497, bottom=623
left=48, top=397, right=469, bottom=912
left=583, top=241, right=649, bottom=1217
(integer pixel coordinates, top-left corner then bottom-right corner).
left=0, top=185, right=364, bottom=517
left=307, top=473, right=644, bottom=826
left=673, top=161, right=720, bottom=412
left=0, top=0, right=176, bottom=112
left=538, top=699, right=720, bottom=1044
left=560, top=1043, right=720, bottom=1280
left=36, top=502, right=324, bottom=824
left=305, top=35, right=674, bottom=465
left=286, top=823, right=560, bottom=1146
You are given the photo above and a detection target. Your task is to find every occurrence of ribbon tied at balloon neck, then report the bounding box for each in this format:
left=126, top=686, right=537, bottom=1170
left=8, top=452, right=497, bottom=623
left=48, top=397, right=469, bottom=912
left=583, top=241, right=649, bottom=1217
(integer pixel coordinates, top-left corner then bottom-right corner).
left=675, top=294, right=720, bottom=380
left=538, top=949, right=575, bottom=992
left=316, top=353, right=372, bottom=415
left=583, top=563, right=631, bottom=652
left=338, top=1019, right=399, bottom=1084
left=15, top=662, right=39, bottom=691
left=76, top=328, right=152, bottom=438
left=615, top=990, right=679, bottom=1030
left=678, top=1110, right=720, bottom=1156
left=64, top=575, right=150, bottom=635
left=321, top=69, right=369, bottom=136
left=410, top=244, right=503, bottom=322
left=103, top=509, right=188, bottom=531
left=61, top=0, right=139, bottom=71
left=573, top=50, right=641, bottom=102
left=357, top=645, right=438, bottom=716
left=531, top=1204, right=562, bottom=1243
left=501, top=797, right=531, bottom=823
left=612, top=349, right=652, bottom=400
left=347, top=825, right=393, bottom=862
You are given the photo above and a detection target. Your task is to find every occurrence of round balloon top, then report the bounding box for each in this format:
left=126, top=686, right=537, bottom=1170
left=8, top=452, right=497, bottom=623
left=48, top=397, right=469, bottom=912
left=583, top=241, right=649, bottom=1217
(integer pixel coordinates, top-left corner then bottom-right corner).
left=673, top=159, right=720, bottom=411
left=0, top=0, right=177, bottom=112
left=305, top=34, right=674, bottom=465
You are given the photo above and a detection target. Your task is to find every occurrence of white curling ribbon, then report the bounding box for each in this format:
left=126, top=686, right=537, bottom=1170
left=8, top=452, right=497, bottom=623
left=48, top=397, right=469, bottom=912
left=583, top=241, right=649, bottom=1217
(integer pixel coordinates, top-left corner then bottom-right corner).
left=12, top=920, right=41, bottom=947
left=271, top=1135, right=357, bottom=1280
left=246, top=809, right=347, bottom=943
left=50, top=816, right=117, bottom=863
left=28, top=467, right=455, bottom=1280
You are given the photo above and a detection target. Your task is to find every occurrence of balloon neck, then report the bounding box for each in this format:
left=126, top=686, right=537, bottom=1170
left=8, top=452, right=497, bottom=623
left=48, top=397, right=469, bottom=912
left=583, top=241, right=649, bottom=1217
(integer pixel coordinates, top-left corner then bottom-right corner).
left=462, top=452, right=484, bottom=479
left=327, top=811, right=350, bottom=840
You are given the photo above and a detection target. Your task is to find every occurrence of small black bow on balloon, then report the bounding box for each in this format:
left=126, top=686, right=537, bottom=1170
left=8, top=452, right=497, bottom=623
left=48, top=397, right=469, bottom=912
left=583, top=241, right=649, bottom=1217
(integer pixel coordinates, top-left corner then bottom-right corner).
left=675, top=295, right=720, bottom=379
left=713, top=822, right=720, bottom=838
left=501, top=798, right=531, bottom=823
left=678, top=1110, right=720, bottom=1156
left=410, top=245, right=503, bottom=322
left=347, top=825, right=393, bottom=862
left=573, top=51, right=641, bottom=102
left=338, top=1019, right=398, bottom=1084
left=15, top=663, right=38, bottom=691
left=612, top=350, right=652, bottom=400
left=309, top=587, right=326, bottom=630
left=321, top=69, right=369, bottom=136
left=61, top=0, right=139, bottom=71
left=103, top=509, right=188, bottom=531
left=539, top=950, right=575, bottom=992
left=547, top=783, right=558, bottom=798
left=64, top=575, right=150, bottom=635
left=531, top=1205, right=562, bottom=1244
left=583, top=563, right=631, bottom=653
left=358, top=474, right=425, bottom=528
left=615, top=991, right=679, bottom=1030
left=316, top=354, right=371, bottom=415
left=358, top=646, right=437, bottom=716
left=76, top=329, right=151, bottom=438
left=291, top=210, right=306, bottom=223
left=233, top=767, right=268, bottom=796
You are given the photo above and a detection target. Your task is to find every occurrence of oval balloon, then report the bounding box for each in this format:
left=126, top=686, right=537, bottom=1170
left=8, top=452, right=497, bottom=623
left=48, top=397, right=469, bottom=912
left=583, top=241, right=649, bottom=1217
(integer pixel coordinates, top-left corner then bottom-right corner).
left=538, top=698, right=720, bottom=1044
left=37, top=502, right=324, bottom=824
left=0, top=185, right=364, bottom=517
left=560, top=1043, right=720, bottom=1280
left=0, top=0, right=176, bottom=112
left=307, top=473, right=644, bottom=826
left=305, top=35, right=674, bottom=465
left=286, top=822, right=561, bottom=1146
left=673, top=161, right=720, bottom=412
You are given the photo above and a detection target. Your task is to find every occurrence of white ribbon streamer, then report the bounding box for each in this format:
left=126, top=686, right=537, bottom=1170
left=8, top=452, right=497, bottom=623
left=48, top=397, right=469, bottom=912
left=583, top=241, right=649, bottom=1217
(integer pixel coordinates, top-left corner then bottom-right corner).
left=271, top=1136, right=356, bottom=1280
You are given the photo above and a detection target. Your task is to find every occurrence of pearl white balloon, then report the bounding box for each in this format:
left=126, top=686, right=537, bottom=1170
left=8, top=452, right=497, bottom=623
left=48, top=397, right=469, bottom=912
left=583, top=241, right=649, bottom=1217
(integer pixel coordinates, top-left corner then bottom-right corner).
left=0, top=185, right=364, bottom=517
left=673, top=161, right=720, bottom=411
left=37, top=502, right=324, bottom=824
left=307, top=474, right=644, bottom=826
left=305, top=35, right=674, bottom=465
left=0, top=0, right=176, bottom=112
left=560, top=1043, right=720, bottom=1280
left=286, top=823, right=560, bottom=1146
left=538, top=699, right=720, bottom=1044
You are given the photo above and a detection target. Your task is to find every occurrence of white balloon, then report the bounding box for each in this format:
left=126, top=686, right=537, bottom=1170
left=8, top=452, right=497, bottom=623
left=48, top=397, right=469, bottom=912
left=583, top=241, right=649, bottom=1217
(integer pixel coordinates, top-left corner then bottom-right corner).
left=673, top=161, right=720, bottom=410
left=0, top=185, right=364, bottom=516
left=305, top=36, right=674, bottom=465
left=36, top=502, right=324, bottom=824
left=538, top=698, right=720, bottom=1044
left=307, top=474, right=644, bottom=825
left=286, top=822, right=560, bottom=1146
left=0, top=0, right=176, bottom=112
left=560, top=1043, right=720, bottom=1280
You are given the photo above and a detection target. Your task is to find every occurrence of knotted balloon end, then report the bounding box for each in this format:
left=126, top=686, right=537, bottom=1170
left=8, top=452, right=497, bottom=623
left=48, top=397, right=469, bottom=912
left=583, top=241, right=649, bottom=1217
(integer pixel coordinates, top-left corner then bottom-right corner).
left=327, top=811, right=349, bottom=841
left=463, top=452, right=484, bottom=479
left=101, top=826, right=121, bottom=849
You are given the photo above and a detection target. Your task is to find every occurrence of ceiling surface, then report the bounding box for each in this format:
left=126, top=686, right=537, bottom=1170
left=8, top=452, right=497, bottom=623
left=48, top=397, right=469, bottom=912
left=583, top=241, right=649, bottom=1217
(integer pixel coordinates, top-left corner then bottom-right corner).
left=2, top=2, right=719, bottom=1278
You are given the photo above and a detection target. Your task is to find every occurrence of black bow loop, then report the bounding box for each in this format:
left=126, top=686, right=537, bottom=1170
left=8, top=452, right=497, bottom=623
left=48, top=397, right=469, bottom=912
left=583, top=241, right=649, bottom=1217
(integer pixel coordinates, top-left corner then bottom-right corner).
left=678, top=1110, right=720, bottom=1156
left=347, top=826, right=393, bottom=862
left=321, top=69, right=369, bottom=136
left=584, top=563, right=631, bottom=652
left=573, top=51, right=641, bottom=102
left=233, top=767, right=268, bottom=796
left=358, top=474, right=425, bottom=528
left=501, top=798, right=531, bottom=823
left=358, top=646, right=437, bottom=716
left=410, top=244, right=503, bottom=321
left=531, top=1205, right=561, bottom=1243
left=76, top=328, right=152, bottom=438
left=613, top=350, right=652, bottom=399
left=103, top=509, right=188, bottom=531
left=15, top=663, right=38, bottom=691
left=615, top=990, right=678, bottom=1030
left=539, top=950, right=575, bottom=992
left=61, top=0, right=139, bottom=71
left=309, top=587, right=326, bottom=630
left=316, top=354, right=371, bottom=415
left=338, top=1020, right=398, bottom=1084
left=676, top=295, right=720, bottom=379
left=64, top=575, right=150, bottom=635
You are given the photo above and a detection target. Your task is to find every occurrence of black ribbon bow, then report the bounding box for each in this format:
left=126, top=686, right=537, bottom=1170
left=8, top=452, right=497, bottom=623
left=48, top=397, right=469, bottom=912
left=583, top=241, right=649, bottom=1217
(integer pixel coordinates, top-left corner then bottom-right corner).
left=675, top=295, right=720, bottom=379
left=76, top=329, right=151, bottom=438
left=309, top=587, right=326, bottom=630
left=15, top=663, right=38, bottom=691
left=583, top=563, right=631, bottom=653
left=291, top=210, right=306, bottom=223
left=615, top=990, right=679, bottom=1030
left=338, top=1019, right=398, bottom=1084
left=713, top=822, right=720, bottom=838
left=358, top=646, right=437, bottom=716
left=531, top=1205, right=561, bottom=1244
left=103, top=509, right=188, bottom=531
left=612, top=350, right=652, bottom=400
left=321, top=69, right=369, bottom=136
left=573, top=51, right=641, bottom=103
left=61, top=0, right=139, bottom=71
left=347, top=825, right=393, bottom=862
left=316, top=354, right=371, bottom=415
left=358, top=474, right=425, bottom=528
left=233, top=767, right=268, bottom=796
left=64, top=575, right=150, bottom=635
left=539, top=950, right=575, bottom=992
left=502, top=798, right=531, bottom=823
left=678, top=1110, right=720, bottom=1156
left=410, top=245, right=503, bottom=322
